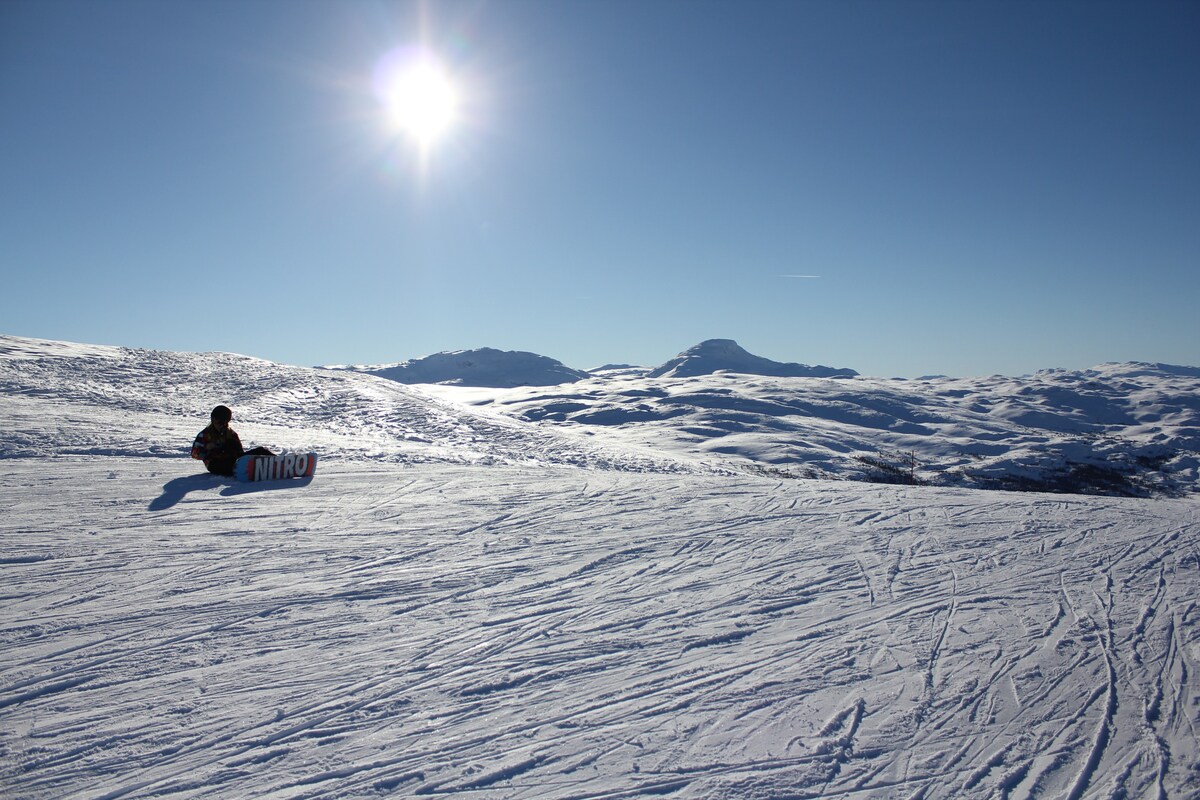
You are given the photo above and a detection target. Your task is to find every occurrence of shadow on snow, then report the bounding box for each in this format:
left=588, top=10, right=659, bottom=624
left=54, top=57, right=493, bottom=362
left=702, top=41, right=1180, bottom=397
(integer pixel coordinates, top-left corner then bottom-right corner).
left=149, top=473, right=312, bottom=510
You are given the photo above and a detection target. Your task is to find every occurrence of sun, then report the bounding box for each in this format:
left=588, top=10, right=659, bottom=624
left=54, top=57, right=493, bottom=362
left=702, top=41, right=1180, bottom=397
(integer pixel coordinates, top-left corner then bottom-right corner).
left=375, top=49, right=459, bottom=150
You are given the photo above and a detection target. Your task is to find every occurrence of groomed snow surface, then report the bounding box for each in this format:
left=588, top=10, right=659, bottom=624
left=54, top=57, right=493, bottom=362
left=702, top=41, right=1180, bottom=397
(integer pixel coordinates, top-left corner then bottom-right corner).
left=2, top=335, right=1199, bottom=799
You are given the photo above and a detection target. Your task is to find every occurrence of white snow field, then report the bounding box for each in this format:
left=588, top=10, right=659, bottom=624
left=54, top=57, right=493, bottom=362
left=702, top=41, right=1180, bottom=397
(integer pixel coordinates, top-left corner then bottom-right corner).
left=2, top=335, right=1199, bottom=799
left=417, top=342, right=1200, bottom=499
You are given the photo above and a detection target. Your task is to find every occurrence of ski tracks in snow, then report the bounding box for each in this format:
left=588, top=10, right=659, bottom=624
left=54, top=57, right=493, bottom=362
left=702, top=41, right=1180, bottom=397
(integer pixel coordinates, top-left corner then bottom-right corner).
left=1, top=461, right=1198, bottom=799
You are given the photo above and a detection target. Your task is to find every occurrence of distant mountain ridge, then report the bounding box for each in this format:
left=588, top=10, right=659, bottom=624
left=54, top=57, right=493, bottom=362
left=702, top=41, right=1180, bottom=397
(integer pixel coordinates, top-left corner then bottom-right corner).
left=328, top=348, right=591, bottom=388
left=331, top=340, right=857, bottom=387
left=648, top=339, right=858, bottom=379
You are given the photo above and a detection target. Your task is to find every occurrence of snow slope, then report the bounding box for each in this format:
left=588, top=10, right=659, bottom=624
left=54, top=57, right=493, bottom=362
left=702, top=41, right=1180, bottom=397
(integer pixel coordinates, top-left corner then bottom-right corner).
left=2, top=335, right=1200, bottom=799
left=0, top=335, right=690, bottom=474
left=334, top=337, right=1199, bottom=498
left=435, top=363, right=1200, bottom=498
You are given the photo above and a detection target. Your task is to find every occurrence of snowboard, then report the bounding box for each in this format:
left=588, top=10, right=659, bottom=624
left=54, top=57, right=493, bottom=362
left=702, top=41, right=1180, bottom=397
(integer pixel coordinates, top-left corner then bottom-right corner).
left=234, top=452, right=317, bottom=482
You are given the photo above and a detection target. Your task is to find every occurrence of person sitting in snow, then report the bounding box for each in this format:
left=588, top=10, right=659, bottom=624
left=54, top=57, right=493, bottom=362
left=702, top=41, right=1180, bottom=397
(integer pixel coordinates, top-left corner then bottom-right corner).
left=191, top=405, right=273, bottom=476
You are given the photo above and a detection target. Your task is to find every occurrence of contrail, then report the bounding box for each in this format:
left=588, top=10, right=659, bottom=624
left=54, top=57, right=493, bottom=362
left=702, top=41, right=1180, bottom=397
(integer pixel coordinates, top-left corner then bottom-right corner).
left=781, top=274, right=821, bottom=279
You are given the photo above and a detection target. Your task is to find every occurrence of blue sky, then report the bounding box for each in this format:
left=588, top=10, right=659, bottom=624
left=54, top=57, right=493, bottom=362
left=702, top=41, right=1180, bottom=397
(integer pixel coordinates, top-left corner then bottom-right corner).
left=2, top=0, right=1197, bottom=377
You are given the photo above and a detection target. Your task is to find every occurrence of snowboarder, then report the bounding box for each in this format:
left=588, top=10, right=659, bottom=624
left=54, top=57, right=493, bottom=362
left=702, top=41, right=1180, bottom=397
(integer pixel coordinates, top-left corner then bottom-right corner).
left=191, top=405, right=273, bottom=477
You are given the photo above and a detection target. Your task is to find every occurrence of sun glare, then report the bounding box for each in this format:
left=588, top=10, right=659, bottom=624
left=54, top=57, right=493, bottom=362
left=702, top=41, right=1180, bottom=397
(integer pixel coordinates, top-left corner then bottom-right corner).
left=376, top=50, right=459, bottom=150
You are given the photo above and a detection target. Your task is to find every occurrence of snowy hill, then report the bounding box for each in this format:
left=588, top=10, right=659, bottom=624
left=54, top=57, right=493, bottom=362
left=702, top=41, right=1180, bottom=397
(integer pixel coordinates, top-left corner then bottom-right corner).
left=326, top=347, right=591, bottom=388
left=435, top=361, right=1200, bottom=498
left=2, top=334, right=1199, bottom=799
left=0, top=335, right=684, bottom=474
left=332, top=337, right=1200, bottom=500
left=648, top=339, right=859, bottom=379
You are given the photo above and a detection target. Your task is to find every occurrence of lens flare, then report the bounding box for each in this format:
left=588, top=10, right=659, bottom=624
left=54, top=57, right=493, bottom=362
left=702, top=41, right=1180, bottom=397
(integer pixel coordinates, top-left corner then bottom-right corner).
left=374, top=48, right=459, bottom=150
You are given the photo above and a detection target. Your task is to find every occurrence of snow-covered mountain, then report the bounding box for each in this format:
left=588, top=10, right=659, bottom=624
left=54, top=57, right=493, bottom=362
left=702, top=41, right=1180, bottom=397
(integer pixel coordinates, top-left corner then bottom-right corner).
left=2, top=334, right=1199, bottom=800
left=321, top=338, right=1188, bottom=499
left=326, top=347, right=591, bottom=388
left=648, top=338, right=859, bottom=379
left=334, top=339, right=857, bottom=387
left=430, top=362, right=1200, bottom=499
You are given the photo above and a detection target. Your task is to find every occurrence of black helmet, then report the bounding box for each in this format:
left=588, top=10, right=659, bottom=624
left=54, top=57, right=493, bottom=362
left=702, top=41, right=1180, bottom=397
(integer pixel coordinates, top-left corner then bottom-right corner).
left=211, top=405, right=233, bottom=423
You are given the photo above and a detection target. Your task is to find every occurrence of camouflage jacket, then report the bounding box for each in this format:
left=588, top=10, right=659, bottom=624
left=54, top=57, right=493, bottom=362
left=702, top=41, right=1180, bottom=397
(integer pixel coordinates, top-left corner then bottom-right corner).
left=191, top=424, right=244, bottom=464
